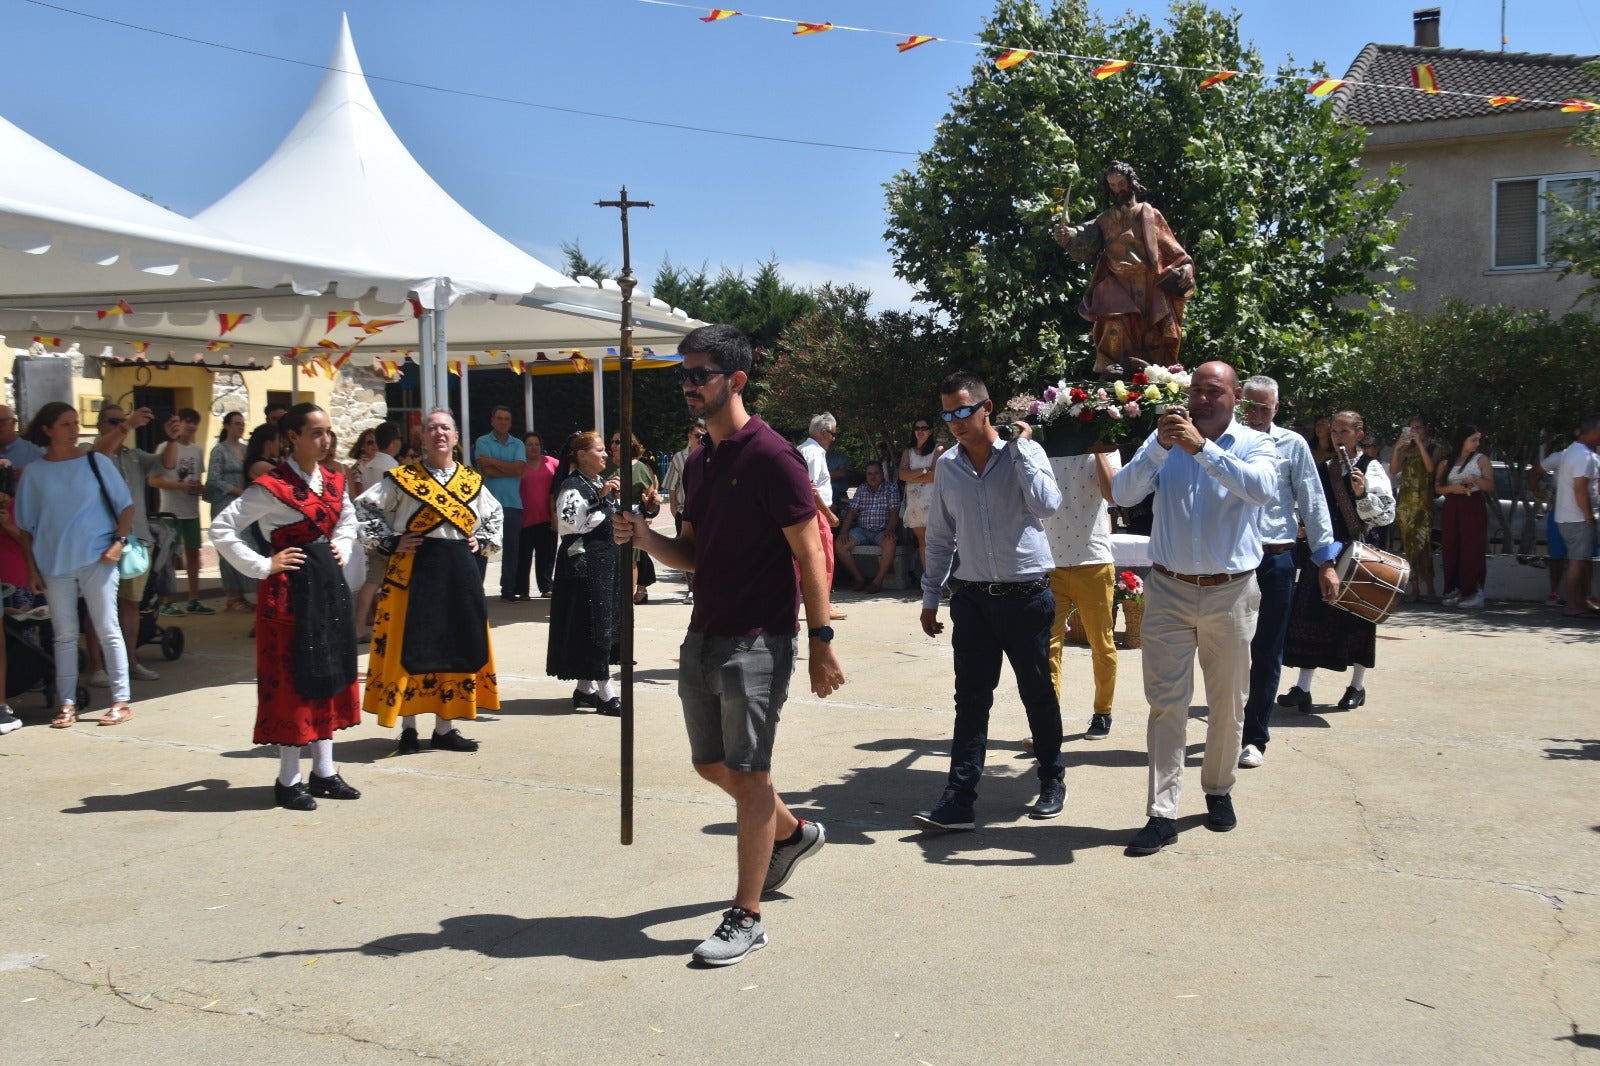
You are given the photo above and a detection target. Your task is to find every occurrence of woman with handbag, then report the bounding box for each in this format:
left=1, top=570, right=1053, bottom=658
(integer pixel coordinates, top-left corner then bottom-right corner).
left=1278, top=410, right=1397, bottom=713
left=13, top=403, right=135, bottom=728
left=206, top=411, right=254, bottom=612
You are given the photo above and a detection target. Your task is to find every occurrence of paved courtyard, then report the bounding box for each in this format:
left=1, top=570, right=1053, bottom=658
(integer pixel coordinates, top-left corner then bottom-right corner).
left=3, top=567, right=1597, bottom=1064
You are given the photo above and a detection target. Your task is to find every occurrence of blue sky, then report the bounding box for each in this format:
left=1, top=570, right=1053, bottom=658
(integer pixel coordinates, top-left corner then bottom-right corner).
left=5, top=0, right=1596, bottom=310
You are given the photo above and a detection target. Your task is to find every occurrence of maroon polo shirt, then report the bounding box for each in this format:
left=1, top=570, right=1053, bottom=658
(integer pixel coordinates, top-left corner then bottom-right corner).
left=683, top=415, right=817, bottom=637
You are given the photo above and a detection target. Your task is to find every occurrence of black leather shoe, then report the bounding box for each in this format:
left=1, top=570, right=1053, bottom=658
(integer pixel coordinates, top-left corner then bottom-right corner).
left=431, top=729, right=480, bottom=752
left=1127, top=816, right=1177, bottom=855
left=598, top=697, right=622, bottom=717
left=1205, top=793, right=1237, bottom=832
left=308, top=772, right=361, bottom=800
left=1336, top=686, right=1366, bottom=710
left=396, top=727, right=421, bottom=755
left=572, top=688, right=601, bottom=711
left=1276, top=686, right=1312, bottom=713
left=1085, top=714, right=1111, bottom=739
left=274, top=780, right=317, bottom=811
left=1029, top=777, right=1066, bottom=819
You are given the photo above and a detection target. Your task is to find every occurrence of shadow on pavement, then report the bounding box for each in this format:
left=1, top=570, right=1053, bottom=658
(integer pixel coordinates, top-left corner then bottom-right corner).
left=901, top=812, right=1211, bottom=866
left=206, top=902, right=720, bottom=964
left=1542, top=738, right=1600, bottom=761
left=62, top=778, right=273, bottom=814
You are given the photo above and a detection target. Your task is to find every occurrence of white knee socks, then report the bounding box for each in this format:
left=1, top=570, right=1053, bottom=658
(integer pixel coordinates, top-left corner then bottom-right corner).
left=1296, top=667, right=1316, bottom=692
left=1350, top=665, right=1368, bottom=689
left=596, top=679, right=617, bottom=701
left=310, top=738, right=335, bottom=778
left=278, top=745, right=302, bottom=787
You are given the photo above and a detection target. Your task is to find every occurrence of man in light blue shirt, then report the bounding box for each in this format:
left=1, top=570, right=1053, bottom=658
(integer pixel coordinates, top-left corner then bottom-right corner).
left=914, top=371, right=1064, bottom=831
left=1110, top=361, right=1275, bottom=855
left=474, top=406, right=526, bottom=600
left=0, top=405, right=43, bottom=469
left=1237, top=376, right=1340, bottom=770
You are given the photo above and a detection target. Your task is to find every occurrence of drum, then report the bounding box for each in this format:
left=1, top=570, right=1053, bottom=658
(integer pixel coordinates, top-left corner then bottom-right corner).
left=1331, top=541, right=1411, bottom=625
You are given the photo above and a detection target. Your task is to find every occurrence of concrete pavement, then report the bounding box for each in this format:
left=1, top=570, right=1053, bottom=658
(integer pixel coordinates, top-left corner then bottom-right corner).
left=3, top=569, right=1598, bottom=1064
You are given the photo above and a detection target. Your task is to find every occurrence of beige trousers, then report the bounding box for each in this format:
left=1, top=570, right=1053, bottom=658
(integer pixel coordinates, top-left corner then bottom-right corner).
left=1141, top=568, right=1260, bottom=819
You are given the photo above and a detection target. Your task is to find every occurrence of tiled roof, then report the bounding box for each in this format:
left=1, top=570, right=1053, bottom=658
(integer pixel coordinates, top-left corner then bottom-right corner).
left=1333, top=44, right=1599, bottom=125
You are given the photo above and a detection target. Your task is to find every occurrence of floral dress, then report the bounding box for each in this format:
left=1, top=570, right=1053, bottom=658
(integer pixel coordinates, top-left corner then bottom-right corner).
left=1394, top=452, right=1436, bottom=583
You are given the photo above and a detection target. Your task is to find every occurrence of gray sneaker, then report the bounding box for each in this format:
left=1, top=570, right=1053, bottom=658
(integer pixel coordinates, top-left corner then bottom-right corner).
left=692, top=907, right=768, bottom=967
left=764, top=819, right=826, bottom=895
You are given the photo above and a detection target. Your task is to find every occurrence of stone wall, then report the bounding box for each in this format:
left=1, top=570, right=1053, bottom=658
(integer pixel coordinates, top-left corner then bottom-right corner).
left=209, top=370, right=249, bottom=419
left=327, top=365, right=390, bottom=445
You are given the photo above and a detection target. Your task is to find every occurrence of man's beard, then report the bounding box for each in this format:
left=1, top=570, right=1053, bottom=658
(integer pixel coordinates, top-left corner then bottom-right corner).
left=689, top=386, right=729, bottom=421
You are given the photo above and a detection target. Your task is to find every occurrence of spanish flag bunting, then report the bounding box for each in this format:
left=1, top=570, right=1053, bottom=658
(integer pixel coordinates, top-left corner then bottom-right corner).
left=361, top=318, right=403, bottom=335
left=468, top=354, right=478, bottom=367
left=448, top=361, right=461, bottom=376
left=699, top=8, right=738, bottom=21
left=897, top=35, right=935, bottom=53
left=1199, top=70, right=1237, bottom=90
left=1093, top=60, right=1132, bottom=79
left=317, top=338, right=341, bottom=349
left=510, top=359, right=524, bottom=375
left=994, top=48, right=1032, bottom=70
left=31, top=335, right=60, bottom=346
left=408, top=296, right=425, bottom=319
left=217, top=312, right=250, bottom=335
left=333, top=348, right=354, bottom=370
left=1307, top=78, right=1344, bottom=98
left=1411, top=63, right=1439, bottom=93
left=206, top=341, right=233, bottom=351
left=794, top=22, right=832, bottom=36
left=1562, top=98, right=1600, bottom=113
left=97, top=298, right=134, bottom=320
left=1487, top=95, right=1521, bottom=107
left=318, top=357, right=336, bottom=377
left=379, top=359, right=400, bottom=380
left=571, top=354, right=590, bottom=374
left=327, top=310, right=359, bottom=331
left=131, top=341, right=149, bottom=355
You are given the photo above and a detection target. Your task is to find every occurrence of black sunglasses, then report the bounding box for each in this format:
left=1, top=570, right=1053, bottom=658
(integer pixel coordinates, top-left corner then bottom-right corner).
left=103, top=417, right=127, bottom=427
left=941, top=402, right=987, bottom=423
left=913, top=424, right=932, bottom=431
left=674, top=366, right=736, bottom=387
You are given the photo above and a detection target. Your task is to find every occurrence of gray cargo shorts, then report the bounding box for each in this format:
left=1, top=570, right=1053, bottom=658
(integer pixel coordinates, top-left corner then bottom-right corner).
left=679, top=630, right=797, bottom=773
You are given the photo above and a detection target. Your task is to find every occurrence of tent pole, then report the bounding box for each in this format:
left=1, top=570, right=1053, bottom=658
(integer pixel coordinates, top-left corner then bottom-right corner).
left=459, top=348, right=472, bottom=462
left=418, top=308, right=436, bottom=413
left=433, top=284, right=451, bottom=417
left=523, top=372, right=535, bottom=433
left=591, top=355, right=604, bottom=439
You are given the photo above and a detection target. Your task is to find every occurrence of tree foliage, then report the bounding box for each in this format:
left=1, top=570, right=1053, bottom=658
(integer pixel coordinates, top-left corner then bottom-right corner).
left=1545, top=59, right=1600, bottom=305
left=650, top=257, right=817, bottom=357
left=758, top=284, right=953, bottom=458
left=883, top=0, right=1409, bottom=395
left=560, top=238, right=613, bottom=282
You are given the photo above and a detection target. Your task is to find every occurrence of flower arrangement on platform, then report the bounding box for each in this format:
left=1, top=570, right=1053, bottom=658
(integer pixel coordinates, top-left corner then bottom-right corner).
left=1114, top=569, right=1145, bottom=606
left=1017, top=364, right=1191, bottom=456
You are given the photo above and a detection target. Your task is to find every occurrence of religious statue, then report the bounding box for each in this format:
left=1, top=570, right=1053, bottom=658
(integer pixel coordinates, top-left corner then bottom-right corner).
left=1053, top=161, right=1195, bottom=377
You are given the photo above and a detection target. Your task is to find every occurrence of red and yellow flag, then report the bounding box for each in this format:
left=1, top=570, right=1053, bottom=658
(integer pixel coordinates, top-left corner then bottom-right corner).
left=1562, top=98, right=1600, bottom=113
left=131, top=341, right=150, bottom=355
left=1487, top=95, right=1521, bottom=107
left=1307, top=78, right=1345, bottom=98
left=217, top=312, right=250, bottom=335
left=448, top=361, right=461, bottom=377
left=510, top=359, right=524, bottom=375
left=333, top=347, right=354, bottom=370
left=1411, top=63, right=1439, bottom=93
left=361, top=318, right=403, bottom=335
left=326, top=310, right=360, bottom=332
left=994, top=48, right=1032, bottom=70
left=1199, top=70, right=1238, bottom=90
left=699, top=8, right=738, bottom=21
left=794, top=22, right=832, bottom=36
left=1093, top=60, right=1132, bottom=79
left=897, top=35, right=935, bottom=53
left=317, top=338, right=341, bottom=349
left=206, top=341, right=233, bottom=352
left=97, top=298, right=134, bottom=320
left=32, top=335, right=61, bottom=346
left=571, top=354, right=590, bottom=375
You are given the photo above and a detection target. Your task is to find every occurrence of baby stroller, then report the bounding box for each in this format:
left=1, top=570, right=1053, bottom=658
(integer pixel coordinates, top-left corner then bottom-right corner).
left=3, top=599, right=90, bottom=712
left=135, top=516, right=185, bottom=661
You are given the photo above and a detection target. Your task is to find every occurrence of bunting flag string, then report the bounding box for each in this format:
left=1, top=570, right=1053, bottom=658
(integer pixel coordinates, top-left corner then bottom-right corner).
left=327, top=310, right=361, bottom=331
left=130, top=341, right=149, bottom=355
left=640, top=0, right=1597, bottom=112
left=32, top=335, right=61, bottom=346
left=217, top=312, right=250, bottom=335
left=206, top=341, right=233, bottom=352
left=97, top=298, right=134, bottom=320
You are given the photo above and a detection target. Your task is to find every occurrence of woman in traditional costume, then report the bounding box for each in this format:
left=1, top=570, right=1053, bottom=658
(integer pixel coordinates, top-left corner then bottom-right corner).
left=356, top=409, right=502, bottom=755
left=546, top=431, right=623, bottom=714
left=210, top=404, right=362, bottom=811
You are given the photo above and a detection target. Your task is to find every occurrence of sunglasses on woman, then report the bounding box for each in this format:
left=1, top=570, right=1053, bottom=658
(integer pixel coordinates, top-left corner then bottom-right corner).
left=673, top=366, right=736, bottom=387
left=913, top=424, right=932, bottom=432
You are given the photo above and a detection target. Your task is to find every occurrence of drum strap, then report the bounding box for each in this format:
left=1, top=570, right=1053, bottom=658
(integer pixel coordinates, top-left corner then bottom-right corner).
left=1329, top=456, right=1367, bottom=540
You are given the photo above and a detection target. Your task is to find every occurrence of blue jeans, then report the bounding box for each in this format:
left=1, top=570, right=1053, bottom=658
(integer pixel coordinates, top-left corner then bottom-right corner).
left=944, top=582, right=1063, bottom=806
left=1243, top=550, right=1297, bottom=751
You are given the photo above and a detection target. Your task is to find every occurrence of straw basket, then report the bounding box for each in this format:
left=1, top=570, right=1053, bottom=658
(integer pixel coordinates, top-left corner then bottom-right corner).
left=1121, top=601, right=1144, bottom=649
left=1065, top=607, right=1089, bottom=646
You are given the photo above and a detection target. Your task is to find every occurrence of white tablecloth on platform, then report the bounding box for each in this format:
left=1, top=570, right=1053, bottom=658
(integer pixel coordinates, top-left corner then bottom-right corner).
left=1111, top=532, right=1151, bottom=568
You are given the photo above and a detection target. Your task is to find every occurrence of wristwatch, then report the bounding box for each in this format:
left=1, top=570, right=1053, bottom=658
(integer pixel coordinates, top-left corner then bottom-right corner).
left=807, top=626, right=834, bottom=642
left=115, top=536, right=128, bottom=545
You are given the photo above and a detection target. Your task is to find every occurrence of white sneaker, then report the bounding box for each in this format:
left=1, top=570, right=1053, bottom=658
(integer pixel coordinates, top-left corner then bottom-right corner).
left=0, top=707, right=20, bottom=735
left=1238, top=744, right=1264, bottom=769
left=1441, top=591, right=1461, bottom=607
left=86, top=669, right=110, bottom=688
left=130, top=662, right=161, bottom=681
left=1458, top=591, right=1484, bottom=609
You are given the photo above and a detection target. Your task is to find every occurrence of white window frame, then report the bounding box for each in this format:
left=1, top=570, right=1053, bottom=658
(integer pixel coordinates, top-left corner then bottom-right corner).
left=1491, top=171, right=1599, bottom=270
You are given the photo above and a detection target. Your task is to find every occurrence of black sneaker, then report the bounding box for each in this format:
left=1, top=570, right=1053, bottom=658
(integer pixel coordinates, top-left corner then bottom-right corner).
left=1336, top=686, right=1366, bottom=710
left=1276, top=686, right=1312, bottom=713
left=274, top=781, right=317, bottom=812
left=1029, top=777, right=1066, bottom=819
left=1127, top=816, right=1178, bottom=855
left=308, top=772, right=361, bottom=800
left=1085, top=714, right=1111, bottom=739
left=912, top=794, right=976, bottom=832
left=431, top=729, right=480, bottom=752
left=0, top=707, right=21, bottom=735
left=1205, top=793, right=1237, bottom=832
left=396, top=728, right=421, bottom=755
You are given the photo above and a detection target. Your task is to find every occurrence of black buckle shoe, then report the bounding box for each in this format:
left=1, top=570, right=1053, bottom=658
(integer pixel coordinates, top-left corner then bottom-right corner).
left=1127, top=816, right=1177, bottom=855
left=572, top=688, right=601, bottom=711
left=396, top=727, right=421, bottom=755
left=1336, top=686, right=1366, bottom=710
left=308, top=772, right=361, bottom=800
left=1276, top=686, right=1312, bottom=713
left=1029, top=777, right=1066, bottom=819
left=431, top=728, right=480, bottom=753
left=1205, top=793, right=1237, bottom=832
left=274, top=780, right=317, bottom=811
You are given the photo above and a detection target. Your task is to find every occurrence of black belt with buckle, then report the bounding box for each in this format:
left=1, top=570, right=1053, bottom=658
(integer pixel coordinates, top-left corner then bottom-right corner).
left=1153, top=563, right=1246, bottom=587
left=951, top=577, right=1050, bottom=597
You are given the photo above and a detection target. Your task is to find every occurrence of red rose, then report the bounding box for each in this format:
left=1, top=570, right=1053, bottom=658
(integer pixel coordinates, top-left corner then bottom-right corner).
left=1077, top=408, right=1096, bottom=422
left=1069, top=387, right=1087, bottom=403
left=1131, top=372, right=1149, bottom=386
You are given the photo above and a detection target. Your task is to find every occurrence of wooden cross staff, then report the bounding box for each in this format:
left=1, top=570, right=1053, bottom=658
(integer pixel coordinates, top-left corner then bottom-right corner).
left=596, top=186, right=653, bottom=846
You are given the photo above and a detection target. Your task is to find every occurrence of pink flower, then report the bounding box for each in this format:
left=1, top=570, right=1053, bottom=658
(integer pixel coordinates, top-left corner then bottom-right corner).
left=1167, top=364, right=1185, bottom=374
left=1028, top=400, right=1043, bottom=418
left=1095, top=388, right=1109, bottom=403
left=1043, top=386, right=1059, bottom=402
left=1106, top=405, right=1122, bottom=420
left=1124, top=401, right=1141, bottom=418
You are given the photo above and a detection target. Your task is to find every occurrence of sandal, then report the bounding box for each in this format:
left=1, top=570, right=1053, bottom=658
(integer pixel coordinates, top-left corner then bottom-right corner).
left=98, top=705, right=134, bottom=727
left=50, top=706, right=77, bottom=729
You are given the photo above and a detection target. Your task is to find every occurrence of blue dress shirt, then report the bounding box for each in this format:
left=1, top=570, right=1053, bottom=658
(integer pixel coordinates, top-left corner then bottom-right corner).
left=1260, top=422, right=1340, bottom=565
left=473, top=431, right=524, bottom=511
left=1111, top=424, right=1277, bottom=575
left=921, top=436, right=1061, bottom=609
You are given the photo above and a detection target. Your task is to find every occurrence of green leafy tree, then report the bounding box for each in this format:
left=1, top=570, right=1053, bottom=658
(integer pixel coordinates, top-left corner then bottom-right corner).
left=757, top=285, right=953, bottom=460
left=560, top=238, right=613, bottom=282
left=651, top=257, right=817, bottom=357
left=1545, top=59, right=1600, bottom=305
left=884, top=0, right=1408, bottom=395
